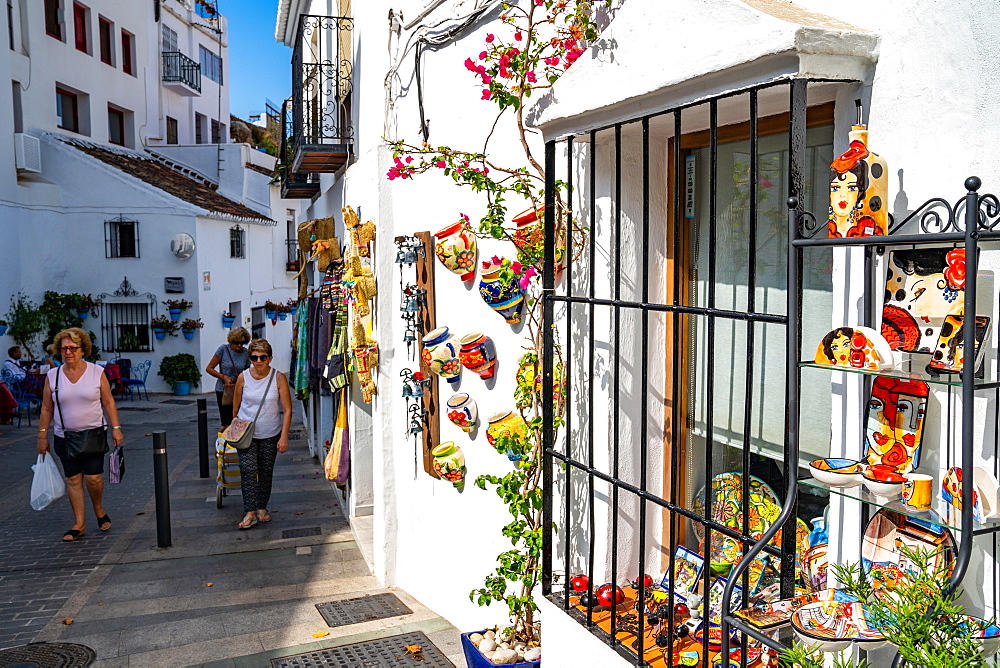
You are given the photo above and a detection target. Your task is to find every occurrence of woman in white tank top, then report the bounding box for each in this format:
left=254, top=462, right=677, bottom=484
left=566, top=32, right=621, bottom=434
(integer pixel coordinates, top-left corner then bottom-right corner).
left=231, top=339, right=292, bottom=530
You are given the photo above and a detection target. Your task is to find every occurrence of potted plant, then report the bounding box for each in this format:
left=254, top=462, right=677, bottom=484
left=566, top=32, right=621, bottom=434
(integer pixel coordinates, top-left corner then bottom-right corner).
left=264, top=300, right=281, bottom=320
left=221, top=310, right=236, bottom=328
left=157, top=353, right=201, bottom=395
left=78, top=294, right=98, bottom=319
left=276, top=303, right=292, bottom=321
left=180, top=317, right=204, bottom=340
left=162, top=298, right=193, bottom=321
left=286, top=299, right=298, bottom=317
left=5, top=292, right=46, bottom=358
left=150, top=315, right=179, bottom=340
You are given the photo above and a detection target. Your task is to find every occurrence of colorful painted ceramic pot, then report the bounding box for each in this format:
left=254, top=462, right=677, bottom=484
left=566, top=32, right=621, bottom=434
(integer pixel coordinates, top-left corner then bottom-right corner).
left=485, top=410, right=529, bottom=453
left=434, top=221, right=477, bottom=281
left=458, top=332, right=497, bottom=379
left=421, top=327, right=462, bottom=384
left=827, top=123, right=888, bottom=239
left=431, top=441, right=466, bottom=488
left=446, top=393, right=478, bottom=433
left=478, top=259, right=524, bottom=324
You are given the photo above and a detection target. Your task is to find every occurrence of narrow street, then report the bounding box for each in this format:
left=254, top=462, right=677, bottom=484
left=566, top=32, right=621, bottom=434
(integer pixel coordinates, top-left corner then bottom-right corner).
left=0, top=397, right=464, bottom=666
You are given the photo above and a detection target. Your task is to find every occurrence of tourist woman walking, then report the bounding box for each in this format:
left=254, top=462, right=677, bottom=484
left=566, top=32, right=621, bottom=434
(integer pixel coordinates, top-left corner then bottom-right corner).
left=231, top=339, right=292, bottom=530
left=36, top=328, right=123, bottom=541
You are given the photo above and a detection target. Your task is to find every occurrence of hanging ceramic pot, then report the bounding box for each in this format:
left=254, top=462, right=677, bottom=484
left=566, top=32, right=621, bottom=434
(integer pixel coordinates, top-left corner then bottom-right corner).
left=485, top=410, right=529, bottom=457
left=459, top=332, right=497, bottom=379
left=446, top=393, right=478, bottom=432
left=421, top=326, right=462, bottom=383
left=434, top=220, right=478, bottom=281
left=478, top=259, right=525, bottom=324
left=431, top=441, right=466, bottom=488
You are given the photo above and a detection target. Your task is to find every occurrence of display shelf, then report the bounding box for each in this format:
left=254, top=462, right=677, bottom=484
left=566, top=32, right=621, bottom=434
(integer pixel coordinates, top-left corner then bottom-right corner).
left=798, top=477, right=1000, bottom=534
left=799, top=361, right=996, bottom=389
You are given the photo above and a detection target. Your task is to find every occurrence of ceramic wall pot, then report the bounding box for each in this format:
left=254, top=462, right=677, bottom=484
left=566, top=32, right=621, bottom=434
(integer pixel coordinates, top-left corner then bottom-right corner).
left=431, top=441, right=466, bottom=488
left=478, top=259, right=524, bottom=324
left=421, top=327, right=462, bottom=384
left=458, top=332, right=497, bottom=379
left=446, top=393, right=478, bottom=433
left=434, top=221, right=477, bottom=281
left=485, top=410, right=529, bottom=453
left=827, top=123, right=888, bottom=238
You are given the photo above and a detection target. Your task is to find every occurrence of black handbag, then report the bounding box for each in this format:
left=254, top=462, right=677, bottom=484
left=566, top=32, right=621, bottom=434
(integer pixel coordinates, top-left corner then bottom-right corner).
left=55, top=366, right=110, bottom=458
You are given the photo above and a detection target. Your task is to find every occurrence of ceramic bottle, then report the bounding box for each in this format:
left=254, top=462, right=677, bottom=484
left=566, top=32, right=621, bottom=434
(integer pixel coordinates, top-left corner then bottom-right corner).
left=434, top=220, right=478, bottom=281
left=478, top=259, right=525, bottom=324
left=459, top=332, right=498, bottom=379
left=431, top=441, right=466, bottom=488
left=421, top=327, right=462, bottom=384
left=827, top=120, right=888, bottom=238
left=446, top=393, right=478, bottom=433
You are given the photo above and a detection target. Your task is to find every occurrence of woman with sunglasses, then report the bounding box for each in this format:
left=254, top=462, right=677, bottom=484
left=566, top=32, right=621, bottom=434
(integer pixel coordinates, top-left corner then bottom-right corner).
left=231, top=339, right=292, bottom=530
left=36, top=328, right=124, bottom=541
left=205, top=327, right=251, bottom=428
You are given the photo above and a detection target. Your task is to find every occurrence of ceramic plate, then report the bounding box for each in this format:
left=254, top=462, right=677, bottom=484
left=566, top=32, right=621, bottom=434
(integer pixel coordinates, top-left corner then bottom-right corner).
left=881, top=248, right=966, bottom=354
left=861, top=508, right=955, bottom=589
left=814, top=325, right=895, bottom=370
left=790, top=592, right=886, bottom=650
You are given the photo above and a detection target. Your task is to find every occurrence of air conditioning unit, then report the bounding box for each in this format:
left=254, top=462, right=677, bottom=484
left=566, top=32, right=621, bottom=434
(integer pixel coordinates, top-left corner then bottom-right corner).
left=14, top=133, right=41, bottom=173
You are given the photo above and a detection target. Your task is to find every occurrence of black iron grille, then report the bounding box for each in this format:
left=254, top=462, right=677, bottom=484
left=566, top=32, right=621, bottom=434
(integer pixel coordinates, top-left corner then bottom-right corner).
left=271, top=631, right=453, bottom=667
left=315, top=594, right=413, bottom=628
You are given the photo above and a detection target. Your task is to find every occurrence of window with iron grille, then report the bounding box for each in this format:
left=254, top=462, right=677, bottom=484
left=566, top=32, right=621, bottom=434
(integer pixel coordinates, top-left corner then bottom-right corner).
left=101, top=302, right=151, bottom=353
left=230, top=225, right=245, bottom=258
left=105, top=216, right=138, bottom=257
left=541, top=79, right=840, bottom=663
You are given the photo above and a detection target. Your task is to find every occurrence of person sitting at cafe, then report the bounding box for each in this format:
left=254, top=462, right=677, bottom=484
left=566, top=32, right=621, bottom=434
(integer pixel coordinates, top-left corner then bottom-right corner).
left=3, top=346, right=27, bottom=380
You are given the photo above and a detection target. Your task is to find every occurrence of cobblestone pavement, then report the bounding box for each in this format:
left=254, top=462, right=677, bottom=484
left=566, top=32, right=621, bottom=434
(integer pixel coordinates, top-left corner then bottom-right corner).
left=0, top=395, right=464, bottom=666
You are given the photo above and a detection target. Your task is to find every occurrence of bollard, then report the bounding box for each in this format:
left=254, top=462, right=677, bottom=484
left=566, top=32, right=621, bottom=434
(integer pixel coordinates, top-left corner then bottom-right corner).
left=152, top=430, right=172, bottom=548
left=197, top=398, right=209, bottom=478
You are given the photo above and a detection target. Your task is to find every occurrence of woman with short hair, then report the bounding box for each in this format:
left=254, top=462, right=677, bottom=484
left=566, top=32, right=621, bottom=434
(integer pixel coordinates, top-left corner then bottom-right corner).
left=231, top=338, right=292, bottom=530
left=205, top=326, right=251, bottom=428
left=36, top=328, right=124, bottom=541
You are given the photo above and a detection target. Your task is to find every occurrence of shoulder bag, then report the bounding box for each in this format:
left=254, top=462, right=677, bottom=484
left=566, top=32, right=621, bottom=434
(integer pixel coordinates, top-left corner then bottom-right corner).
left=222, top=369, right=275, bottom=450
left=55, top=365, right=110, bottom=458
left=220, top=347, right=243, bottom=406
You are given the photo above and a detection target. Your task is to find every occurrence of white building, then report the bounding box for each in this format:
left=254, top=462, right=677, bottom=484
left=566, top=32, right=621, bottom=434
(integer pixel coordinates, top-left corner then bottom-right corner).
left=0, top=0, right=300, bottom=393
left=275, top=0, right=1000, bottom=666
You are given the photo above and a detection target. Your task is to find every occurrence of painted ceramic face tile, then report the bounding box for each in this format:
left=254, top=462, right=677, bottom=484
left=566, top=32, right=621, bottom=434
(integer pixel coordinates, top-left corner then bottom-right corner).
left=930, top=314, right=990, bottom=373
left=814, top=326, right=892, bottom=371
left=864, top=376, right=928, bottom=473
left=881, top=249, right=965, bottom=353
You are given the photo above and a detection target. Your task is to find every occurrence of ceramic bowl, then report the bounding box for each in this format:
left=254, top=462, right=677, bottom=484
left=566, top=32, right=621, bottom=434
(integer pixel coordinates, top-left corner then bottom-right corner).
left=692, top=622, right=734, bottom=651
left=791, top=599, right=884, bottom=652
left=862, top=469, right=906, bottom=498
left=963, top=616, right=1000, bottom=657
left=810, top=458, right=864, bottom=488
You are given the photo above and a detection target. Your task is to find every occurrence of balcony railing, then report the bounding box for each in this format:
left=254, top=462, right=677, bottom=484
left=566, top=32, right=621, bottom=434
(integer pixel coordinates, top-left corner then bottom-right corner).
left=279, top=98, right=321, bottom=199
left=288, top=14, right=353, bottom=173
left=162, top=51, right=201, bottom=94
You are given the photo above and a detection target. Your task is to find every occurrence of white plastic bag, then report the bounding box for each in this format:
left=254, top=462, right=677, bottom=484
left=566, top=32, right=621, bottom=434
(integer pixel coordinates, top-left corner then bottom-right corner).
left=30, top=454, right=66, bottom=511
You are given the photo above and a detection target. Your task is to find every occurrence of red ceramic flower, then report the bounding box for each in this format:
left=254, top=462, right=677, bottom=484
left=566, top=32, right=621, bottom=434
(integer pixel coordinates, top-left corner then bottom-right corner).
left=944, top=248, right=966, bottom=291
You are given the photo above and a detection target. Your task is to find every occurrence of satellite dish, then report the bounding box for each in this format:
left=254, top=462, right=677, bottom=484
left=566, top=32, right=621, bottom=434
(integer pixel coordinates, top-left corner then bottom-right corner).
left=170, top=233, right=195, bottom=259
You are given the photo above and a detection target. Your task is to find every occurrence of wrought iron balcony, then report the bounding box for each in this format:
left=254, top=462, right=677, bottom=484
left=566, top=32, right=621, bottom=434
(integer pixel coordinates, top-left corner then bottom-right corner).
left=162, top=51, right=201, bottom=95
left=289, top=15, right=353, bottom=174
left=279, top=98, right=321, bottom=199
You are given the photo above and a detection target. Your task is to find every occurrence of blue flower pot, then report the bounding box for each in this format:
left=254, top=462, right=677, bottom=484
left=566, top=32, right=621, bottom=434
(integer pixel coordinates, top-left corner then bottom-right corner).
left=77, top=309, right=89, bottom=320
left=461, top=632, right=538, bottom=668
left=169, top=308, right=182, bottom=321
left=265, top=310, right=276, bottom=320
left=173, top=380, right=191, bottom=396
left=277, top=312, right=288, bottom=321
left=182, top=329, right=195, bottom=340
left=153, top=328, right=166, bottom=340
left=0, top=324, right=7, bottom=336
left=289, top=307, right=297, bottom=316
left=222, top=316, right=235, bottom=329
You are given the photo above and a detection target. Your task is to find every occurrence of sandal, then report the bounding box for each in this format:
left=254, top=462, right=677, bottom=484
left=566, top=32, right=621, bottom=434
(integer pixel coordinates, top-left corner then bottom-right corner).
left=96, top=514, right=111, bottom=532
left=256, top=509, right=271, bottom=522
left=63, top=529, right=85, bottom=542
left=238, top=513, right=258, bottom=530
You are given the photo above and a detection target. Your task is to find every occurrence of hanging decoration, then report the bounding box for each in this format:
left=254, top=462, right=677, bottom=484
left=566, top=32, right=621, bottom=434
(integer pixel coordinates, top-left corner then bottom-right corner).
left=479, top=258, right=525, bottom=324
left=434, top=216, right=478, bottom=281
left=446, top=393, right=478, bottom=433
left=458, top=332, right=497, bottom=380
left=421, top=326, right=462, bottom=384
left=343, top=206, right=378, bottom=403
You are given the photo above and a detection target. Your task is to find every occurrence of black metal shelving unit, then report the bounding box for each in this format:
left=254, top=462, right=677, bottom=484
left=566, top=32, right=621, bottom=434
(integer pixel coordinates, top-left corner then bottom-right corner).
left=721, top=176, right=1000, bottom=663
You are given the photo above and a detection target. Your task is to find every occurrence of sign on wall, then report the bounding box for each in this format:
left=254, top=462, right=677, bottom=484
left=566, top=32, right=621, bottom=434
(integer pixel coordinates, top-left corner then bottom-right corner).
left=203, top=272, right=211, bottom=290
left=164, top=277, right=185, bottom=293
left=685, top=154, right=696, bottom=219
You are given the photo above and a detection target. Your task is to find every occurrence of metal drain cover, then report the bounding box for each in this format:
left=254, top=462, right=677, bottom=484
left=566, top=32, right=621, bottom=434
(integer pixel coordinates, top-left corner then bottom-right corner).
left=282, top=527, right=322, bottom=539
left=0, top=642, right=96, bottom=666
left=160, top=399, right=195, bottom=405
left=117, top=406, right=156, bottom=411
left=271, top=631, right=453, bottom=667
left=315, top=593, right=413, bottom=628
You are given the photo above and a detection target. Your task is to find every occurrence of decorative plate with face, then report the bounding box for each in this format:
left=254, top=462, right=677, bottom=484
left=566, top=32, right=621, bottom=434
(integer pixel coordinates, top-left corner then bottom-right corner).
left=864, top=376, right=929, bottom=473
left=815, top=326, right=894, bottom=371
left=881, top=248, right=966, bottom=354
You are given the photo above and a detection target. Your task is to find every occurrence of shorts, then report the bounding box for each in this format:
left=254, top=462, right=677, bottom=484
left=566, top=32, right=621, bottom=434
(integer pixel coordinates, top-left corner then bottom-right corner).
left=54, top=435, right=106, bottom=477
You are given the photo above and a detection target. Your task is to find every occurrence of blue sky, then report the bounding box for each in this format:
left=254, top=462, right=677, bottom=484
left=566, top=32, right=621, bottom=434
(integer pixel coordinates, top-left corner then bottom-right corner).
left=223, top=1, right=291, bottom=120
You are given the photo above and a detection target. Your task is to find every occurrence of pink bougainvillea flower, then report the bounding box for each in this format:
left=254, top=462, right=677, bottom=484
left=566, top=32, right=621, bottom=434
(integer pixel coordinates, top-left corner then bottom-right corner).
left=535, top=0, right=543, bottom=5
left=526, top=70, right=537, bottom=83
left=519, top=266, right=538, bottom=290
left=476, top=64, right=486, bottom=75
left=460, top=213, right=470, bottom=222
left=479, top=51, right=488, bottom=60
left=515, top=31, right=523, bottom=40
left=464, top=57, right=476, bottom=71
left=482, top=75, right=492, bottom=84
left=491, top=255, right=502, bottom=265
left=511, top=261, right=523, bottom=274
left=485, top=33, right=495, bottom=43
left=481, top=89, right=492, bottom=100
left=405, top=156, right=413, bottom=163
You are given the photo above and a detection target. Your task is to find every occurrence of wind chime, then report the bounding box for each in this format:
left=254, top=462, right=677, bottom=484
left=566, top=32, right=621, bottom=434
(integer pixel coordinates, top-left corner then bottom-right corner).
left=394, top=235, right=427, bottom=360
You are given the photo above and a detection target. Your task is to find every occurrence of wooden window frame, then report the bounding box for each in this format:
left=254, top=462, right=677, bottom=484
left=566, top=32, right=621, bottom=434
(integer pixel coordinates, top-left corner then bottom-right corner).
left=120, top=30, right=134, bottom=75
left=73, top=2, right=88, bottom=53
left=44, top=0, right=62, bottom=40
left=56, top=87, right=79, bottom=132
left=98, top=17, right=113, bottom=65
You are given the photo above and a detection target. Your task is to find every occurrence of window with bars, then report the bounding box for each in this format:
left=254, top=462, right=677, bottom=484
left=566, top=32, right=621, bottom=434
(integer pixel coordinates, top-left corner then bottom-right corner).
left=100, top=302, right=151, bottom=353
left=105, top=216, right=138, bottom=257
left=230, top=225, right=245, bottom=259
left=540, top=79, right=840, bottom=664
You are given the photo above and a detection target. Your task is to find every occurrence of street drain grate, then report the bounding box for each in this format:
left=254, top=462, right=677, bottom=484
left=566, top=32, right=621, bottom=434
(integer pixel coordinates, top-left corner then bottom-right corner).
left=0, top=642, right=96, bottom=666
left=281, top=526, right=322, bottom=539
left=160, top=399, right=196, bottom=405
left=315, top=593, right=413, bottom=628
left=271, top=631, right=452, bottom=667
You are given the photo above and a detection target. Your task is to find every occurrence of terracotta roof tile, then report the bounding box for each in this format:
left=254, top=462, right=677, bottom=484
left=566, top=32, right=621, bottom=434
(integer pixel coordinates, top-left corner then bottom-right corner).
left=62, top=138, right=275, bottom=225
